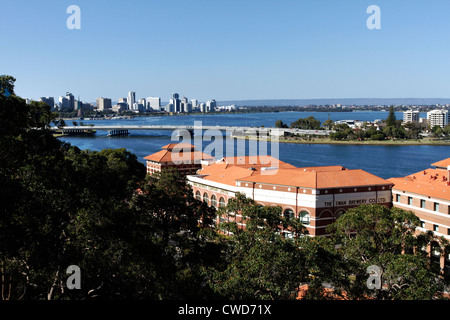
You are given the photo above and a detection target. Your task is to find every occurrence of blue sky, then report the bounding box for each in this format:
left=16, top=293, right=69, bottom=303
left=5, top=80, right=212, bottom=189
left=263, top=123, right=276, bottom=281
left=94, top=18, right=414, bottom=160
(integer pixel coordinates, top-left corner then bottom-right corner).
left=2, top=0, right=450, bottom=102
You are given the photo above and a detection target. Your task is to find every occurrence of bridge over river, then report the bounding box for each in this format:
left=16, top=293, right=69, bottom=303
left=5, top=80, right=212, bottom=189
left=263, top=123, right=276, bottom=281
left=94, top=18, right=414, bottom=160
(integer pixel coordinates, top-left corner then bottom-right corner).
left=50, top=125, right=334, bottom=137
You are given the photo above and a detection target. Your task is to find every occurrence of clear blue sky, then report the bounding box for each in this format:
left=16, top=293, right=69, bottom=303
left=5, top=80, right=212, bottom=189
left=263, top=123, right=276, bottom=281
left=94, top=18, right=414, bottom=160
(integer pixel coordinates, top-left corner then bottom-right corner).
left=2, top=0, right=450, bottom=102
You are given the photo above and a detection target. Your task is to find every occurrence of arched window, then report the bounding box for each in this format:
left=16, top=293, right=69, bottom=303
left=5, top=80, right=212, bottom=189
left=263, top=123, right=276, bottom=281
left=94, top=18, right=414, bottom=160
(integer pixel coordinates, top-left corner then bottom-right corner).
left=299, top=211, right=310, bottom=225
left=334, top=209, right=345, bottom=221
left=203, top=192, right=209, bottom=205
left=283, top=209, right=295, bottom=222
left=219, top=197, right=226, bottom=208
left=211, top=195, right=217, bottom=208
left=195, top=190, right=201, bottom=201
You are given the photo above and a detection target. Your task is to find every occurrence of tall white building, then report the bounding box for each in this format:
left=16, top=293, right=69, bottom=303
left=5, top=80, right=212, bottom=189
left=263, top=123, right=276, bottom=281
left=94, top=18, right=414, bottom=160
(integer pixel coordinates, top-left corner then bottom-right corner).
left=403, top=110, right=420, bottom=123
left=206, top=99, right=216, bottom=112
left=427, top=109, right=450, bottom=128
left=146, top=97, right=161, bottom=111
left=96, top=97, right=112, bottom=111
left=39, top=97, right=55, bottom=109
left=128, top=91, right=136, bottom=110
left=190, top=99, right=198, bottom=110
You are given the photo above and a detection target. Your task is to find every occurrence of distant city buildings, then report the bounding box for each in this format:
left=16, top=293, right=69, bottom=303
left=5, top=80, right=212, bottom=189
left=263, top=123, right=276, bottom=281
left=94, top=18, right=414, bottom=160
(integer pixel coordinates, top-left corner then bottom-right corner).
left=128, top=91, right=136, bottom=111
left=96, top=97, right=112, bottom=111
left=427, top=109, right=450, bottom=129
left=403, top=110, right=420, bottom=123
left=39, top=97, right=55, bottom=109
left=40, top=88, right=235, bottom=116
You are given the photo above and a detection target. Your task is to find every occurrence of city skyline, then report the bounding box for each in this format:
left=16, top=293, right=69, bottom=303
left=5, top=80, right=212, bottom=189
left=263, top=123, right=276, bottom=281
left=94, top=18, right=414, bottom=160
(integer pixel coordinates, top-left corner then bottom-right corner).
left=3, top=1, right=450, bottom=102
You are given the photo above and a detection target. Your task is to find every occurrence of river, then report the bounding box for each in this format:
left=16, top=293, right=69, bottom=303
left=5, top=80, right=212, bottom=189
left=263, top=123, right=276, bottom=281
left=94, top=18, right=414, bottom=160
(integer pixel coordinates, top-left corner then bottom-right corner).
left=58, top=111, right=449, bottom=179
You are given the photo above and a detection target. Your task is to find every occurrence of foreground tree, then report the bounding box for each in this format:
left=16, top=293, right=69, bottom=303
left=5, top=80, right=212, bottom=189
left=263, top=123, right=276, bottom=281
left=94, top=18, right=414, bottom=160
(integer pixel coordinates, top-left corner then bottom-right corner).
left=207, top=194, right=309, bottom=299
left=323, top=205, right=447, bottom=300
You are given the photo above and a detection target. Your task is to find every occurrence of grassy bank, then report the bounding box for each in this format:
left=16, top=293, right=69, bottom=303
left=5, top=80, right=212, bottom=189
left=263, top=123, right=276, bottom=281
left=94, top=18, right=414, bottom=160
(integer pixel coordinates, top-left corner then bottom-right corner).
left=239, top=136, right=450, bottom=146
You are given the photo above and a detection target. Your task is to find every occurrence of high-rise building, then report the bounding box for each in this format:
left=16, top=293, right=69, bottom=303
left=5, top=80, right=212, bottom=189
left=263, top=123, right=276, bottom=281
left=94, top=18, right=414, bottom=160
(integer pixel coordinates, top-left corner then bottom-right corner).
left=206, top=99, right=216, bottom=112
left=190, top=99, right=198, bottom=110
left=59, top=96, right=69, bottom=111
left=128, top=91, right=136, bottom=110
left=146, top=97, right=161, bottom=111
left=427, top=109, right=450, bottom=129
left=65, top=92, right=75, bottom=111
left=96, top=97, right=112, bottom=111
left=39, top=97, right=55, bottom=109
left=403, top=110, right=420, bottom=123
left=171, top=93, right=181, bottom=113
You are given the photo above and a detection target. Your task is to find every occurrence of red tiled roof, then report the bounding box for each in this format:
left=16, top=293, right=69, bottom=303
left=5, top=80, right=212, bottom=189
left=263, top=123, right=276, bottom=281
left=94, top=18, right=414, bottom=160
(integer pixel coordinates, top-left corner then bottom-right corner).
left=144, top=144, right=214, bottom=164
left=432, top=158, right=450, bottom=169
left=389, top=167, right=450, bottom=201
left=238, top=167, right=391, bottom=189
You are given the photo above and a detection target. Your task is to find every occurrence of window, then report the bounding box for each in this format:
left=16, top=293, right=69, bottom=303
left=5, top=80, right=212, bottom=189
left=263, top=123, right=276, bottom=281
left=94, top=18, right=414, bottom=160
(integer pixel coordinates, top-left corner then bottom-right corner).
left=408, top=196, right=413, bottom=206
left=335, top=210, right=345, bottom=221
left=283, top=209, right=295, bottom=222
left=434, top=202, right=440, bottom=212
left=211, top=195, right=217, bottom=208
left=299, top=211, right=310, bottom=225
left=203, top=192, right=209, bottom=205
left=396, top=194, right=401, bottom=202
left=219, top=197, right=226, bottom=208
left=421, top=199, right=426, bottom=209
left=434, top=225, right=440, bottom=232
left=195, top=191, right=201, bottom=201
left=420, top=221, right=425, bottom=228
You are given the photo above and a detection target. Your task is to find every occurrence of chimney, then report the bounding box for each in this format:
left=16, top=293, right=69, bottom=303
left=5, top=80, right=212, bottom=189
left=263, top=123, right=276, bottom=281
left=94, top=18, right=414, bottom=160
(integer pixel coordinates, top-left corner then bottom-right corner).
left=447, top=166, right=450, bottom=186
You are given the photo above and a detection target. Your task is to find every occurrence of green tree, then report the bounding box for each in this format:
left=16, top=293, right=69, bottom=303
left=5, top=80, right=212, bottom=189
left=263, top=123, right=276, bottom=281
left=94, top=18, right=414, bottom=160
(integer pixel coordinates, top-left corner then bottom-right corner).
left=386, top=105, right=397, bottom=127
left=325, top=205, right=446, bottom=300
left=275, top=120, right=288, bottom=128
left=322, top=119, right=334, bottom=130
left=290, top=116, right=321, bottom=130
left=208, top=194, right=308, bottom=300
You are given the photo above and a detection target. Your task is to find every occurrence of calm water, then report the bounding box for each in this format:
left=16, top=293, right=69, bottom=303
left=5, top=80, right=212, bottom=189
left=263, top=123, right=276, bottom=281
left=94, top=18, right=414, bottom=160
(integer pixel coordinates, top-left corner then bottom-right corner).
left=59, top=111, right=449, bottom=179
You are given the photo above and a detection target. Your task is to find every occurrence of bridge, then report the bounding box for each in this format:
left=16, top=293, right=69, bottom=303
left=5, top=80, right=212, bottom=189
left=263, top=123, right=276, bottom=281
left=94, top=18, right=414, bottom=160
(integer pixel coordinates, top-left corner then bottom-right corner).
left=50, top=125, right=334, bottom=137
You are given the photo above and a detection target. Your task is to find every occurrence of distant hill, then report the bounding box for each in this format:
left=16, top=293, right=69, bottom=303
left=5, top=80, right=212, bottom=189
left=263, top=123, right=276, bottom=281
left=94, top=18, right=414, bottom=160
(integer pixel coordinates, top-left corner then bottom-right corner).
left=217, top=98, right=450, bottom=107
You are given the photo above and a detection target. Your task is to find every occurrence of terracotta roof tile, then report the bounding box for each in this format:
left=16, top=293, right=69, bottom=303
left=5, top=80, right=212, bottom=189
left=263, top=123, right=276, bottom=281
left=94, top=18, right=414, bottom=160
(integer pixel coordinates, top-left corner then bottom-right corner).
left=389, top=167, right=450, bottom=201
left=238, top=167, right=391, bottom=189
left=432, top=158, right=450, bottom=169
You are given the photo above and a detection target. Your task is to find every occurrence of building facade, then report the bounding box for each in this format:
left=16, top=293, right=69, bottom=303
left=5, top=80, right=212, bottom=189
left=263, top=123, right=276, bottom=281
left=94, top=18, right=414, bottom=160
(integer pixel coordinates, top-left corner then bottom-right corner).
left=389, top=158, right=450, bottom=278
left=144, top=143, right=214, bottom=176
left=403, top=110, right=420, bottom=123
left=427, top=109, right=450, bottom=129
left=187, top=156, right=393, bottom=237
left=96, top=97, right=112, bottom=111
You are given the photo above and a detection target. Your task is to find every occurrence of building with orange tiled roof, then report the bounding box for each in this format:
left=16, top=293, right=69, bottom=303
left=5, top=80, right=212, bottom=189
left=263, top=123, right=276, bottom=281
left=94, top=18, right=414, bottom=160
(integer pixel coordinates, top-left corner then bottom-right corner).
left=388, top=158, right=450, bottom=278
left=187, top=156, right=393, bottom=237
left=143, top=143, right=214, bottom=176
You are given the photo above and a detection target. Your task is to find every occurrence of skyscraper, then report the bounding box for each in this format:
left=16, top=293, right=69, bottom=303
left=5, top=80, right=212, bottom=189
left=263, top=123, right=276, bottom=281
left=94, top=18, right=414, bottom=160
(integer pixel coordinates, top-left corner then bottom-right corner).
left=66, top=92, right=75, bottom=111
left=171, top=93, right=181, bottom=113
left=190, top=99, right=198, bottom=110
left=128, top=91, right=136, bottom=110
left=146, top=97, right=161, bottom=111
left=96, top=97, right=112, bottom=111
left=39, top=97, right=55, bottom=109
left=206, top=99, right=216, bottom=112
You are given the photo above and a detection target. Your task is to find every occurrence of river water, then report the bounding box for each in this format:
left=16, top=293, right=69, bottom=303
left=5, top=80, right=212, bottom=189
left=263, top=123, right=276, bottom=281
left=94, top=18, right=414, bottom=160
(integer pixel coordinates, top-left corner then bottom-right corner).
left=58, top=111, right=449, bottom=179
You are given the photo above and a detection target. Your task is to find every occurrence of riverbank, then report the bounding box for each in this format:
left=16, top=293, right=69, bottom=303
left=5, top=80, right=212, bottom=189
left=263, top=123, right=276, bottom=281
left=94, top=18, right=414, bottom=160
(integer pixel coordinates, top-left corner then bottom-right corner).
left=239, top=136, right=450, bottom=146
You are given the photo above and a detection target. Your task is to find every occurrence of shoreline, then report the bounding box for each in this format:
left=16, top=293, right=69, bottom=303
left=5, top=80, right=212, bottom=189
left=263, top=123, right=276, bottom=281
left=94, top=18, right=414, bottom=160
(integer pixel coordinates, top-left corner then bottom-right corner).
left=237, top=136, right=450, bottom=146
